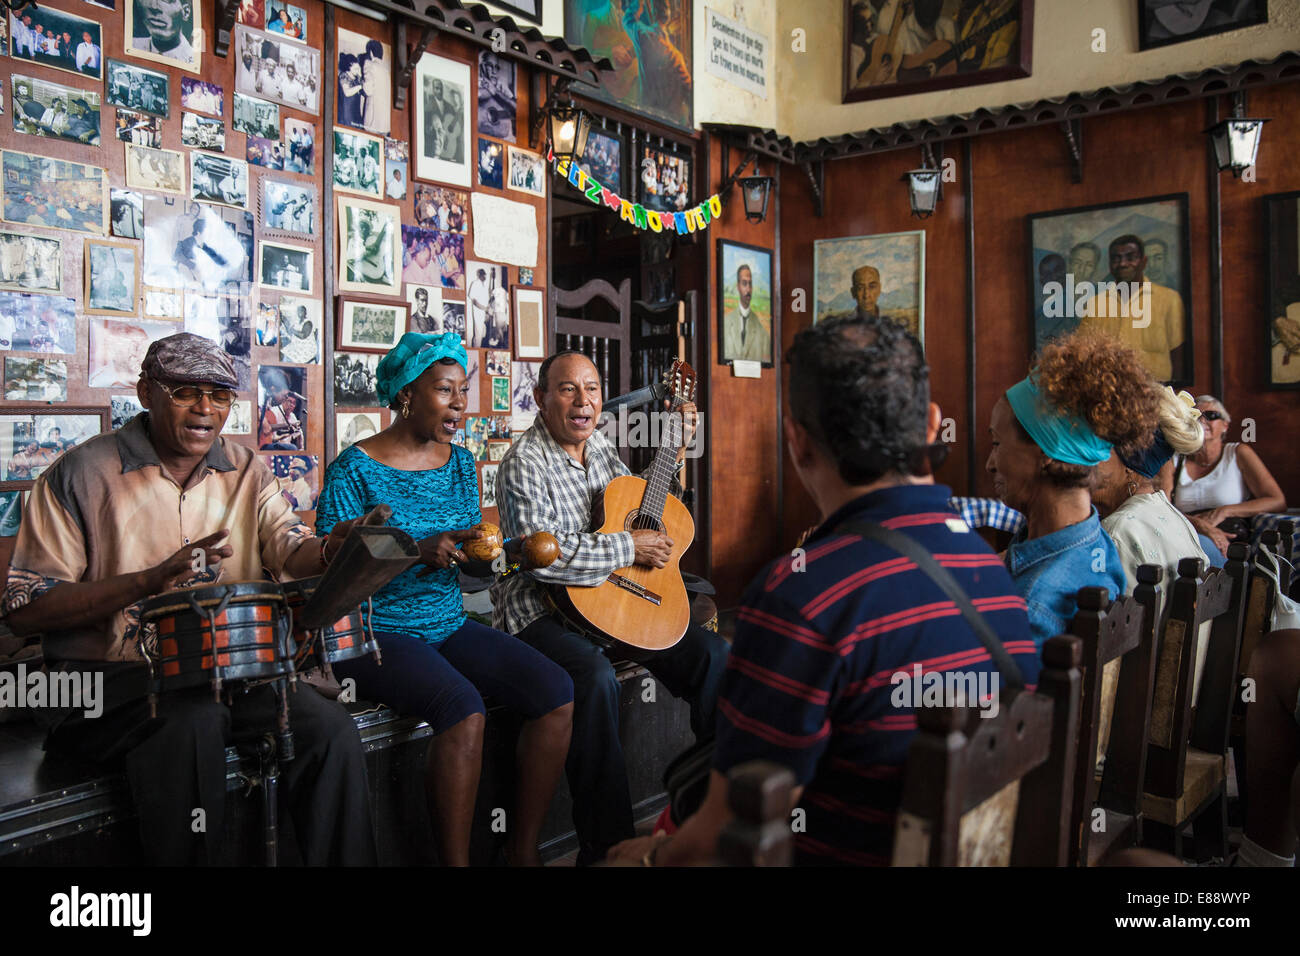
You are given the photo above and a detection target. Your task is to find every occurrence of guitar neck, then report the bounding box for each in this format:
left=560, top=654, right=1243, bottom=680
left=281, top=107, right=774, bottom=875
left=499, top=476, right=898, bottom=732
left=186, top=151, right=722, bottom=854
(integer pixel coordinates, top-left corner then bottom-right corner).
left=933, top=9, right=1018, bottom=70
left=637, top=399, right=685, bottom=528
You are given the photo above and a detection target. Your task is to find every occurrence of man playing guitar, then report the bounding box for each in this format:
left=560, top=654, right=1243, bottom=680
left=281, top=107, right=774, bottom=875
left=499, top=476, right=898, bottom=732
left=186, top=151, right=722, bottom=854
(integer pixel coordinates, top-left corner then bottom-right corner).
left=492, top=351, right=728, bottom=866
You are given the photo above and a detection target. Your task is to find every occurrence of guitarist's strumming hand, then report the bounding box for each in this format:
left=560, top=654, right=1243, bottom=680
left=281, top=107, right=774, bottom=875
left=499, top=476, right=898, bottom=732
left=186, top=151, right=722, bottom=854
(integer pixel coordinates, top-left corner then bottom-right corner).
left=632, top=529, right=673, bottom=569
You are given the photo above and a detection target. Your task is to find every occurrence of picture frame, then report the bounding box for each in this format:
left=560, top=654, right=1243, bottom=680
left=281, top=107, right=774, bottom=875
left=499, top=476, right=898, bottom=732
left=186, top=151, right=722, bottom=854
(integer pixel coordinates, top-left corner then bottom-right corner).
left=577, top=125, right=622, bottom=195
left=84, top=239, right=140, bottom=317
left=412, top=52, right=472, bottom=188
left=513, top=287, right=545, bottom=359
left=1026, top=193, right=1191, bottom=386
left=842, top=0, right=1033, bottom=104
left=640, top=145, right=690, bottom=214
left=11, top=75, right=102, bottom=147
left=0, top=231, right=61, bottom=293
left=190, top=151, right=249, bottom=209
left=507, top=146, right=546, bottom=197
left=1, top=150, right=107, bottom=235
left=716, top=239, right=774, bottom=367
left=814, top=230, right=926, bottom=345
left=7, top=8, right=104, bottom=81
left=110, top=188, right=143, bottom=240
left=125, top=142, right=186, bottom=196
left=1263, top=189, right=1300, bottom=390
left=258, top=238, right=313, bottom=294
left=1138, top=0, right=1268, bottom=50
left=125, top=0, right=203, bottom=74
left=488, top=0, right=540, bottom=24
left=338, top=298, right=407, bottom=353
left=336, top=195, right=401, bottom=297
left=332, top=127, right=384, bottom=197
left=260, top=178, right=316, bottom=237
left=105, top=58, right=169, bottom=118
left=0, top=406, right=109, bottom=490
left=233, top=24, right=321, bottom=115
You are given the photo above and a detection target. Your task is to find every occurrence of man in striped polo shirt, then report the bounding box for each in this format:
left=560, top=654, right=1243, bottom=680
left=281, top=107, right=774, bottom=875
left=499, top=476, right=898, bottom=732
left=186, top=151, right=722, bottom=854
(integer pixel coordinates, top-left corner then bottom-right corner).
left=611, top=313, right=1041, bottom=866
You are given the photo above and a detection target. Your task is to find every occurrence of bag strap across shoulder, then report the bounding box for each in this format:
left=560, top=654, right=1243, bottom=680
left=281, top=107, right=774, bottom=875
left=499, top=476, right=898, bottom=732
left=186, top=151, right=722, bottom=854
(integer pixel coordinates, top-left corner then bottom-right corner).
left=836, top=518, right=1026, bottom=691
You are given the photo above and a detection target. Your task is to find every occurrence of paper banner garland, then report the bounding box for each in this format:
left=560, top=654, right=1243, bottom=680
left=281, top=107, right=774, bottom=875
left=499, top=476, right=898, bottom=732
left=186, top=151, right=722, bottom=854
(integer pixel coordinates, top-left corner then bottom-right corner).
left=546, top=146, right=724, bottom=235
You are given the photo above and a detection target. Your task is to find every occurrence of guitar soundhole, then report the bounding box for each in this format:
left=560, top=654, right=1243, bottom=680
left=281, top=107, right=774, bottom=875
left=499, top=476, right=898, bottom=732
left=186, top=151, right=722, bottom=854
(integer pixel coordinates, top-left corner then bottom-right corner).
left=625, top=510, right=664, bottom=534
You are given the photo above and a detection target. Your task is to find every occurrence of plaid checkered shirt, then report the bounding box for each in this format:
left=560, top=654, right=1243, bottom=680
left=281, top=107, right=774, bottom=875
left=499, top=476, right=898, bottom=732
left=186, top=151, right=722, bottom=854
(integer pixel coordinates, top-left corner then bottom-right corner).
left=950, top=496, right=1027, bottom=535
left=491, top=417, right=641, bottom=635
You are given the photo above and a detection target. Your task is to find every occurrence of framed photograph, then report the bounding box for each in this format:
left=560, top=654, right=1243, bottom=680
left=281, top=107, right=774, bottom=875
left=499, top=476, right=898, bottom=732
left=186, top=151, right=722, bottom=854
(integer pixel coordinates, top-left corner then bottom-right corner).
left=222, top=398, right=252, bottom=435
left=278, top=296, right=322, bottom=364
left=640, top=145, right=690, bottom=213
left=412, top=184, right=469, bottom=233
left=578, top=126, right=622, bottom=194
left=265, top=0, right=307, bottom=41
left=246, top=135, right=285, bottom=169
left=105, top=58, right=169, bottom=118
left=465, top=261, right=509, bottom=350
left=403, top=226, right=465, bottom=290
left=563, top=0, right=692, bottom=130
left=111, top=394, right=147, bottom=430
left=232, top=91, right=279, bottom=139
left=337, top=27, right=390, bottom=136
left=2, top=150, right=106, bottom=235
left=0, top=231, right=61, bottom=293
left=0, top=291, right=76, bottom=353
left=337, top=196, right=401, bottom=296
left=180, top=76, right=223, bottom=116
left=0, top=407, right=108, bottom=488
left=716, top=240, right=773, bottom=367
left=337, top=410, right=380, bottom=455
left=334, top=127, right=384, bottom=197
left=1139, top=0, right=1268, bottom=50
left=143, top=287, right=183, bottom=320
left=1027, top=193, right=1190, bottom=385
left=412, top=52, right=472, bottom=187
left=477, top=138, right=504, bottom=189
left=143, top=197, right=254, bottom=294
left=338, top=299, right=406, bottom=352
left=1263, top=190, right=1300, bottom=389
left=4, top=357, right=67, bottom=402
left=334, top=350, right=380, bottom=407
left=114, top=108, right=161, bottom=147
left=233, top=25, right=320, bottom=115
left=491, top=376, right=510, bottom=412
left=513, top=287, right=545, bottom=359
left=88, top=318, right=174, bottom=388
left=507, top=146, right=545, bottom=197
left=261, top=179, right=316, bottom=237
left=284, top=117, right=315, bottom=175
left=181, top=112, right=225, bottom=151
left=125, top=0, right=202, bottom=74
left=814, top=230, right=926, bottom=345
left=11, top=75, right=101, bottom=146
left=84, top=240, right=139, bottom=316
left=125, top=143, right=185, bottom=196
left=843, top=0, right=1033, bottom=104
left=257, top=365, right=307, bottom=450
left=489, top=0, right=539, bottom=24
left=477, top=51, right=516, bottom=142
left=8, top=8, right=104, bottom=81
left=258, top=239, right=313, bottom=294
left=110, top=188, right=144, bottom=240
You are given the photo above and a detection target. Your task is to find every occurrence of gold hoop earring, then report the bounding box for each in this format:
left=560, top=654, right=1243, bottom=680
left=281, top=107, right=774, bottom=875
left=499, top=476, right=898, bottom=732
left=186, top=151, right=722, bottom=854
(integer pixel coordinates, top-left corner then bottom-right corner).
left=1127, top=480, right=1139, bottom=497
left=401, top=399, right=410, bottom=419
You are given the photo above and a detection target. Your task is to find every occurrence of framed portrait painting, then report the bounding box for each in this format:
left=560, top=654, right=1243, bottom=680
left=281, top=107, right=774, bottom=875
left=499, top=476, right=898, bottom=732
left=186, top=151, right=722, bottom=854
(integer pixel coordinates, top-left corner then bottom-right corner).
left=716, top=240, right=773, bottom=367
left=843, top=0, right=1033, bottom=104
left=412, top=52, right=472, bottom=188
left=1027, top=193, right=1191, bottom=386
left=1138, top=0, right=1268, bottom=50
left=1263, top=190, right=1300, bottom=390
left=813, top=230, right=925, bottom=345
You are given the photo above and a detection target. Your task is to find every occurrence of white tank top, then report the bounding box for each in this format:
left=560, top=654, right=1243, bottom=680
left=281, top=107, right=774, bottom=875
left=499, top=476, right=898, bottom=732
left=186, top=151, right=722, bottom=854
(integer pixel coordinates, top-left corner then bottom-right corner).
left=1174, top=443, right=1250, bottom=513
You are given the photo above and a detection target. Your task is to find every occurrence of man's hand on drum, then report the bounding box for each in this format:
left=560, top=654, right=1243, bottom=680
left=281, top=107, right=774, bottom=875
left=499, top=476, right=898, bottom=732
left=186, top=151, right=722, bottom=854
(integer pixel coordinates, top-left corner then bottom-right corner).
left=417, top=527, right=483, bottom=574
left=148, top=529, right=234, bottom=592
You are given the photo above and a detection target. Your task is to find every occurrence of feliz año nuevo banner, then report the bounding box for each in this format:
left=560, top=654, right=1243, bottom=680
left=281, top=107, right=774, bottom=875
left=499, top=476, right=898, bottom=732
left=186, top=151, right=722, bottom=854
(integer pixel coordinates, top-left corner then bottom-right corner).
left=546, top=146, right=724, bottom=234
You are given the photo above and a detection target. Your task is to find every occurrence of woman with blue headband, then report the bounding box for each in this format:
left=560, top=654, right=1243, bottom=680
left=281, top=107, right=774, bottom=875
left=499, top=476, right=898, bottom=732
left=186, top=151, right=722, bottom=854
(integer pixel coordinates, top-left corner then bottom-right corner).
left=316, top=332, right=573, bottom=866
left=987, top=331, right=1161, bottom=650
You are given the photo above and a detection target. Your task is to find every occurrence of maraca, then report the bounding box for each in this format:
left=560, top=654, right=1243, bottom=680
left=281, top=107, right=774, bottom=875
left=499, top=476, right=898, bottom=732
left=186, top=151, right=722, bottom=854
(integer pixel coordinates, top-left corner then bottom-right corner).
left=523, top=531, right=560, bottom=569
left=463, top=522, right=503, bottom=561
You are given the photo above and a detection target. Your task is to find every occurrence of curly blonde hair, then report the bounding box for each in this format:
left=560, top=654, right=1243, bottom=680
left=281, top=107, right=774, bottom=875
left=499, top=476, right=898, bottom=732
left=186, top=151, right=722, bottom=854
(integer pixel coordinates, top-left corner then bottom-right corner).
left=1156, top=388, right=1204, bottom=455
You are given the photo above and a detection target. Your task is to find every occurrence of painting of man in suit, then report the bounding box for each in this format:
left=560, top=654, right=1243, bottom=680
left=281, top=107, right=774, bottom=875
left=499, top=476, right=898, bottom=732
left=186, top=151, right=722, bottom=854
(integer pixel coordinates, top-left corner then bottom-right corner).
left=718, top=240, right=772, bottom=367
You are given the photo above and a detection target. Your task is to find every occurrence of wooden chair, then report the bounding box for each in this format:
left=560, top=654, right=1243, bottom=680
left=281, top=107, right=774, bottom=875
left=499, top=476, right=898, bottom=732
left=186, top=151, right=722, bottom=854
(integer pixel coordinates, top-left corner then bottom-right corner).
left=890, top=636, right=1083, bottom=866
left=1141, top=544, right=1248, bottom=860
left=1067, top=566, right=1162, bottom=866
left=717, top=761, right=796, bottom=866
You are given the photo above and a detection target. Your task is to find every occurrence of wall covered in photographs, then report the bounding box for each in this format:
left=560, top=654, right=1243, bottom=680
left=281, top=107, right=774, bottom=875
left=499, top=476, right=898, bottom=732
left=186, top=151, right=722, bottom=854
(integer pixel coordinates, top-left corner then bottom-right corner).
left=0, top=0, right=549, bottom=538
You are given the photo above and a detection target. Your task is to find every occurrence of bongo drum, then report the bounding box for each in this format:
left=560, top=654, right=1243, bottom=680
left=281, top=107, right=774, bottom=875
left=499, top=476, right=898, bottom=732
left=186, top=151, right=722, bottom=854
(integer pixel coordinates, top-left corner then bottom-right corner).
left=282, top=575, right=381, bottom=679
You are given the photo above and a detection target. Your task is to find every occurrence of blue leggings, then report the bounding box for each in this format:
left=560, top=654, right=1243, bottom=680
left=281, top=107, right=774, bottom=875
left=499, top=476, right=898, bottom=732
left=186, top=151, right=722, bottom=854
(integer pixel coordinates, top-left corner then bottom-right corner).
left=332, top=619, right=573, bottom=734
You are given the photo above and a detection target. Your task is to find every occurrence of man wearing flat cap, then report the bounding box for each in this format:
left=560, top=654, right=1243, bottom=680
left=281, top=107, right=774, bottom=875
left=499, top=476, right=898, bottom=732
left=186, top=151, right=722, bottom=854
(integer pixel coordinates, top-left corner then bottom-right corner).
left=2, top=333, right=383, bottom=865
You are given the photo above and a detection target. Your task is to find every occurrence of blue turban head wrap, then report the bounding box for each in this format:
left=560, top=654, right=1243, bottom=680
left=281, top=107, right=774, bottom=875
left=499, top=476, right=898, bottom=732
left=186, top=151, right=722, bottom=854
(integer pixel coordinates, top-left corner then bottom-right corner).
left=375, top=332, right=467, bottom=408
left=1005, top=376, right=1113, bottom=467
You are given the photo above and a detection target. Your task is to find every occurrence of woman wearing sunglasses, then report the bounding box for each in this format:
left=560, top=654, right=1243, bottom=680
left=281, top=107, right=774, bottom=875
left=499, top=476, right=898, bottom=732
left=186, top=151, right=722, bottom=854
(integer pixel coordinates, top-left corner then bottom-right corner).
left=1169, top=395, right=1286, bottom=562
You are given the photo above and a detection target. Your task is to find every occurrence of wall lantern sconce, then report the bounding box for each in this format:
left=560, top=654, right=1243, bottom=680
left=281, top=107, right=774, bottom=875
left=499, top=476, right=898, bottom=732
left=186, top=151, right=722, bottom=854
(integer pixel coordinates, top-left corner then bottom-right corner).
left=719, top=145, right=774, bottom=224
left=902, top=144, right=943, bottom=220
left=545, top=97, right=592, bottom=167
left=1206, top=92, right=1268, bottom=179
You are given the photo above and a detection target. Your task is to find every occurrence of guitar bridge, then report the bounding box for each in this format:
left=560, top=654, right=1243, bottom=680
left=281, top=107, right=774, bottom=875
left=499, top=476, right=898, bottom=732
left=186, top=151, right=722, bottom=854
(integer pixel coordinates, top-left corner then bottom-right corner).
left=606, top=573, right=662, bottom=606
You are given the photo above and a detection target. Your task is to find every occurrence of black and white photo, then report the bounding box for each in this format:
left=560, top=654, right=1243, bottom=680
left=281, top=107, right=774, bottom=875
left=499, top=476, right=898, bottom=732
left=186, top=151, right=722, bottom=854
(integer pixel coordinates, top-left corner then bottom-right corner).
left=278, top=296, right=321, bottom=363
left=477, top=137, right=503, bottom=189
left=258, top=239, right=312, bottom=293
left=143, top=287, right=182, bottom=319
left=284, top=117, right=314, bottom=174
left=84, top=240, right=138, bottom=316
left=232, top=91, right=279, bottom=139
left=477, top=51, right=516, bottom=141
left=105, top=58, right=169, bottom=117
left=190, top=151, right=248, bottom=208
left=337, top=196, right=401, bottom=297
left=181, top=112, right=225, bottom=151
left=126, top=0, right=202, bottom=73
left=413, top=52, right=471, bottom=187
left=507, top=146, right=545, bottom=197
left=143, top=197, right=253, bottom=293
left=333, top=351, right=379, bottom=407
left=125, top=143, right=185, bottom=195
left=262, top=179, right=314, bottom=235
left=0, top=231, right=61, bottom=294
left=110, top=189, right=144, bottom=240
left=11, top=75, right=101, bottom=146
left=333, top=127, right=383, bottom=197
left=339, top=299, right=404, bottom=352
left=465, top=260, right=509, bottom=349
left=234, top=25, right=320, bottom=115
left=114, top=108, right=161, bottom=147
left=337, top=27, right=390, bottom=136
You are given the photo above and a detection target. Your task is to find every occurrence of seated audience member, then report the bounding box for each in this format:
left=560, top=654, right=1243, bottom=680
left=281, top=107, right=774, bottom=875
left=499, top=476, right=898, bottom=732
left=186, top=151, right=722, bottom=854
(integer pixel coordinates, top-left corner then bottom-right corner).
left=609, top=313, right=1040, bottom=866
left=989, top=331, right=1159, bottom=649
left=1170, top=394, right=1286, bottom=563
left=1, top=334, right=378, bottom=865
left=315, top=333, right=573, bottom=867
left=1241, top=628, right=1300, bottom=867
left=1092, top=386, right=1208, bottom=616
left=492, top=350, right=728, bottom=866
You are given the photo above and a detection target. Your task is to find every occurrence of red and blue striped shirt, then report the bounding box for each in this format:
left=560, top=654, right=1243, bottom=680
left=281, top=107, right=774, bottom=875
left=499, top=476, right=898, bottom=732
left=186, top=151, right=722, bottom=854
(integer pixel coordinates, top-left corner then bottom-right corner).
left=712, top=484, right=1039, bottom=866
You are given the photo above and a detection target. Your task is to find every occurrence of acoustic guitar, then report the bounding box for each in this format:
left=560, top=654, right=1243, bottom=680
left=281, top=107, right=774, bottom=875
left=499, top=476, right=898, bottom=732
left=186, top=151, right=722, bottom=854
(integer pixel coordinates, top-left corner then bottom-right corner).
left=895, top=2, right=1020, bottom=83
left=855, top=0, right=914, bottom=88
left=550, top=361, right=697, bottom=652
